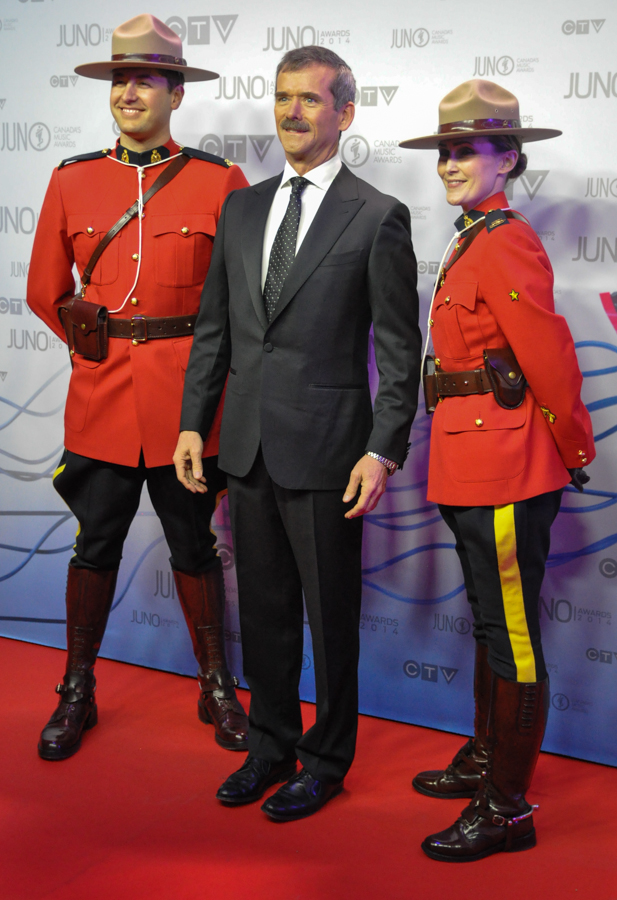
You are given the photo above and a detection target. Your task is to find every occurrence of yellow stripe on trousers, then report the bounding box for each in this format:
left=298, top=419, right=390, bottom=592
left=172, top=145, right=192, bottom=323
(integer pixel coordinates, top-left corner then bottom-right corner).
left=494, top=504, right=536, bottom=683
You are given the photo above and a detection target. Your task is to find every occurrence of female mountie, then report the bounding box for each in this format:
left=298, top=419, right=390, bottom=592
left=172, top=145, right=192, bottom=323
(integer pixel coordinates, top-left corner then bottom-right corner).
left=400, top=80, right=595, bottom=861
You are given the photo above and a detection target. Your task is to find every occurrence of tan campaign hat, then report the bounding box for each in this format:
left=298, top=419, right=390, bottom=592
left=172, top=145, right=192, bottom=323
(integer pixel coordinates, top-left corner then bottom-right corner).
left=400, top=79, right=561, bottom=149
left=74, top=14, right=218, bottom=83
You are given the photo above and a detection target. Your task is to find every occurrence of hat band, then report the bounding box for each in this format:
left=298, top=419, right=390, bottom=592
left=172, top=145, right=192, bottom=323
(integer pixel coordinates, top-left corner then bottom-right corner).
left=111, top=52, right=187, bottom=66
left=438, top=117, right=522, bottom=135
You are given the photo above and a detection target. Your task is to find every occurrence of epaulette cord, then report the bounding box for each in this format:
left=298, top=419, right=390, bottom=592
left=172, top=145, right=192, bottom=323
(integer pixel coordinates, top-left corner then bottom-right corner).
left=58, top=149, right=112, bottom=169
left=181, top=146, right=235, bottom=168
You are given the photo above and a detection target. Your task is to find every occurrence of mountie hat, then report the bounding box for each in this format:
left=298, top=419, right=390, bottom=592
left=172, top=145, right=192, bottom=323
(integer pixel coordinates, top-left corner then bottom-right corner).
left=399, top=79, right=561, bottom=149
left=74, top=14, right=218, bottom=83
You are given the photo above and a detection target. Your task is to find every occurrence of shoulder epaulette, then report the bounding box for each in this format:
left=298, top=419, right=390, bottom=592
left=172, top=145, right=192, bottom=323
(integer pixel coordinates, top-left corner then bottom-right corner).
left=485, top=209, right=510, bottom=233
left=181, top=146, right=235, bottom=168
left=58, top=148, right=112, bottom=170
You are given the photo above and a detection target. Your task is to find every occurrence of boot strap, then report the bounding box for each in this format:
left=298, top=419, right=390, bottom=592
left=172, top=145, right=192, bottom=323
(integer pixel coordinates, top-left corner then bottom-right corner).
left=56, top=681, right=93, bottom=701
left=491, top=804, right=538, bottom=827
left=198, top=674, right=239, bottom=695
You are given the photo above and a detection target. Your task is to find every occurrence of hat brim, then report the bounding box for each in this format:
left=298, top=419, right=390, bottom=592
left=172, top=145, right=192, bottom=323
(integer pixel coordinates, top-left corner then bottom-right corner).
left=399, top=127, right=562, bottom=149
left=74, top=61, right=219, bottom=83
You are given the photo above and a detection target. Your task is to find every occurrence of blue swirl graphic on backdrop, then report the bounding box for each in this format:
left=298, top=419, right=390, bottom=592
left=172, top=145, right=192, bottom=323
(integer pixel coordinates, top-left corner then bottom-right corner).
left=0, top=365, right=69, bottom=430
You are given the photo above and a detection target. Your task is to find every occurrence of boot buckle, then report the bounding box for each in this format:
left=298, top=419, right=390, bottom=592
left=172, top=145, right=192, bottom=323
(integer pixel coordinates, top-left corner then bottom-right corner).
left=55, top=683, right=64, bottom=694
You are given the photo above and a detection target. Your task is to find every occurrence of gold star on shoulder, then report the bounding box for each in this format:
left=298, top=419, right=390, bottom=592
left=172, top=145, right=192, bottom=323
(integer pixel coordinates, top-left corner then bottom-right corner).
left=150, top=149, right=162, bottom=163
left=509, top=289, right=520, bottom=301
left=540, top=406, right=556, bottom=424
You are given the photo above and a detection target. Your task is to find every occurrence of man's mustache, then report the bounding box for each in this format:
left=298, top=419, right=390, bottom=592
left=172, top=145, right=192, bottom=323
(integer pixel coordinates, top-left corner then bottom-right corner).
left=280, top=119, right=310, bottom=133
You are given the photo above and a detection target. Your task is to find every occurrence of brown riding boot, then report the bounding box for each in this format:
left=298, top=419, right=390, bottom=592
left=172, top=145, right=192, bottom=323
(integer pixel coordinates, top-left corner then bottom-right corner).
left=421, top=673, right=549, bottom=862
left=38, top=566, right=117, bottom=761
left=173, top=564, right=248, bottom=750
left=413, top=642, right=490, bottom=798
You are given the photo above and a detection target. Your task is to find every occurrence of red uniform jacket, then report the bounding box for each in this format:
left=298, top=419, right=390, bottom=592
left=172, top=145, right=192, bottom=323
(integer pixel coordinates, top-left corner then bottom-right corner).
left=27, top=139, right=248, bottom=468
left=428, top=191, right=595, bottom=506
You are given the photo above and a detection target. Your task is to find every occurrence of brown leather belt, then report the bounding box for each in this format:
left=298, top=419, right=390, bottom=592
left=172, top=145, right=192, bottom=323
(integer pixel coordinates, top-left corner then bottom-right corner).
left=433, top=368, right=492, bottom=397
left=107, top=314, right=197, bottom=342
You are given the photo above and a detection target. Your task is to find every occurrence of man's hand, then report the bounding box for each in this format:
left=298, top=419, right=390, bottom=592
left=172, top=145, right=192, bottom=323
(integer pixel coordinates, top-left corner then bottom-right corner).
left=343, top=454, right=389, bottom=519
left=173, top=431, right=207, bottom=493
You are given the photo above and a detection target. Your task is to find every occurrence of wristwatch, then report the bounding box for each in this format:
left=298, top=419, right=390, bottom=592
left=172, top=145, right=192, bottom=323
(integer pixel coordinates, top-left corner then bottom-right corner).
left=366, top=451, right=398, bottom=477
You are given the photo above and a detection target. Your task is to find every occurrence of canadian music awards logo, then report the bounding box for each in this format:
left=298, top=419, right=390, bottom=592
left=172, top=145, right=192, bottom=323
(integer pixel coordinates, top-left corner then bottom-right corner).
left=433, top=614, right=471, bottom=635
left=0, top=123, right=51, bottom=152
left=262, top=27, right=350, bottom=52
left=10, top=262, right=30, bottom=278
left=341, top=135, right=370, bottom=168
left=572, top=238, right=617, bottom=263
left=199, top=134, right=276, bottom=164
left=539, top=598, right=612, bottom=627
left=56, top=24, right=113, bottom=46
left=403, top=660, right=459, bottom=683
left=565, top=72, right=617, bottom=99
left=562, top=19, right=605, bottom=35
left=6, top=329, right=64, bottom=351
left=585, top=177, right=617, bottom=198
left=214, top=76, right=274, bottom=100
left=472, top=56, right=515, bottom=77
left=0, top=207, right=38, bottom=234
left=390, top=28, right=430, bottom=48
left=166, top=15, right=237, bottom=44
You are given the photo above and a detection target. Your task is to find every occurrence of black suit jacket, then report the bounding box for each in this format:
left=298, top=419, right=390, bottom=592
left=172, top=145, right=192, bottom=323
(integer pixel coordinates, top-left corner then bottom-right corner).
left=181, top=163, right=421, bottom=490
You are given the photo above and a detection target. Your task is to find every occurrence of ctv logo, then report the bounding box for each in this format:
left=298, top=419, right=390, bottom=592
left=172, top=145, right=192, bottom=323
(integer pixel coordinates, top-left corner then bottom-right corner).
left=403, top=660, right=459, bottom=683
left=562, top=20, right=605, bottom=35
left=198, top=134, right=276, bottom=164
left=166, top=15, right=238, bottom=45
left=356, top=86, right=398, bottom=107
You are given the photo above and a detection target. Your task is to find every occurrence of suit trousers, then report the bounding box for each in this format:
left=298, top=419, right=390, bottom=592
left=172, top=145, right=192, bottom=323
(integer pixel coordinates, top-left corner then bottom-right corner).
left=439, top=489, right=563, bottom=683
left=227, top=448, right=364, bottom=783
left=53, top=450, right=227, bottom=573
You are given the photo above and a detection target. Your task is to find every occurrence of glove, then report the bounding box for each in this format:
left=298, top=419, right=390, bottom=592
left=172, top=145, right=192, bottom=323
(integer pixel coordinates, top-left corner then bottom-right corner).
left=568, top=467, right=590, bottom=493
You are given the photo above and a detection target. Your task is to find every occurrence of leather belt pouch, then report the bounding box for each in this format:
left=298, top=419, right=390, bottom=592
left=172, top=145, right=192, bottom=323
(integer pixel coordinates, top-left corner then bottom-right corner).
left=483, top=347, right=527, bottom=409
left=59, top=295, right=109, bottom=361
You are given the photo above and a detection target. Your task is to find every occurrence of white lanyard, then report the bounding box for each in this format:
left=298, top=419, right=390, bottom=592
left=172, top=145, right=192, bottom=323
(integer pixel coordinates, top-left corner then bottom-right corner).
left=104, top=152, right=182, bottom=314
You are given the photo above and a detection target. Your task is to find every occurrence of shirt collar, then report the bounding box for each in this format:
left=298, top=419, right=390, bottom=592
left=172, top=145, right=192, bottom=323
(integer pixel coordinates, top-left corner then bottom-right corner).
left=453, top=191, right=510, bottom=232
left=113, top=136, right=181, bottom=167
left=281, top=152, right=342, bottom=191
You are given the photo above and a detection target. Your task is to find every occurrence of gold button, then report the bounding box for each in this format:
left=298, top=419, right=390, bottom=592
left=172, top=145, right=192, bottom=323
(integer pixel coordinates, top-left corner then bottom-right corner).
left=429, top=318, right=434, bottom=327
left=87, top=226, right=94, bottom=235
left=435, top=358, right=441, bottom=367
left=578, top=450, right=585, bottom=456
left=140, top=171, right=146, bottom=179
left=132, top=253, right=139, bottom=261
left=80, top=323, right=86, bottom=330
left=581, top=457, right=588, bottom=463
left=70, top=349, right=75, bottom=357
left=131, top=298, right=138, bottom=306
left=132, top=339, right=138, bottom=346
left=181, top=226, right=189, bottom=235
left=508, top=371, right=516, bottom=379
left=445, top=297, right=451, bottom=305
left=475, top=418, right=484, bottom=427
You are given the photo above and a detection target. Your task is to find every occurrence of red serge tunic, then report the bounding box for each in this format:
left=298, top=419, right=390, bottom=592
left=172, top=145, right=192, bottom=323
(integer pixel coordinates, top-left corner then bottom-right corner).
left=27, top=139, right=248, bottom=468
left=427, top=191, right=595, bottom=507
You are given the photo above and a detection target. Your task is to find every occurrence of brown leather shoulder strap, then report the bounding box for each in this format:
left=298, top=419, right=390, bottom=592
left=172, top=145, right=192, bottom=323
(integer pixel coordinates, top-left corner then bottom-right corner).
left=81, top=153, right=191, bottom=289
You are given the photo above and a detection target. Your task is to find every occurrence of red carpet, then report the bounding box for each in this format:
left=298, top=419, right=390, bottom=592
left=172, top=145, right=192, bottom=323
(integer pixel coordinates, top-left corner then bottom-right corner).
left=1, top=636, right=615, bottom=900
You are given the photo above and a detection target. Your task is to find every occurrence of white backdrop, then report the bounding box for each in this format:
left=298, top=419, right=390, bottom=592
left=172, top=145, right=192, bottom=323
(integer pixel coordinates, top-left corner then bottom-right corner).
left=1, top=0, right=616, bottom=766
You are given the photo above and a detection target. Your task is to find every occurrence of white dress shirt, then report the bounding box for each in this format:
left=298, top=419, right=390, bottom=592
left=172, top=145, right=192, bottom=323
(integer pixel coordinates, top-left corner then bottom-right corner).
left=260, top=153, right=342, bottom=290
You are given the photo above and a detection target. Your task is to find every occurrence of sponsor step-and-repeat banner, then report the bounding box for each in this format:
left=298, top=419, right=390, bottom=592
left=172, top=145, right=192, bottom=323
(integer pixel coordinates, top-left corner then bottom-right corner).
left=1, top=0, right=616, bottom=767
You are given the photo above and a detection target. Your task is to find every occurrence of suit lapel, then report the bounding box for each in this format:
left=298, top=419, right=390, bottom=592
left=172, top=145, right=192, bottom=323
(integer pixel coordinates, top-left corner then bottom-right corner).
left=269, top=165, right=365, bottom=324
left=241, top=174, right=281, bottom=330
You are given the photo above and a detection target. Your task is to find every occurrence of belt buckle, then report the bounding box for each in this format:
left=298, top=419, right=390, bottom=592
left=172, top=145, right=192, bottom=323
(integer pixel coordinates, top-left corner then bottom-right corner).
left=131, top=315, right=148, bottom=343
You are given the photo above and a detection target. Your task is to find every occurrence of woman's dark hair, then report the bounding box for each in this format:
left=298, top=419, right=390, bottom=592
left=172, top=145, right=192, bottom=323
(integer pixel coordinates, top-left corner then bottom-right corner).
left=487, top=134, right=527, bottom=181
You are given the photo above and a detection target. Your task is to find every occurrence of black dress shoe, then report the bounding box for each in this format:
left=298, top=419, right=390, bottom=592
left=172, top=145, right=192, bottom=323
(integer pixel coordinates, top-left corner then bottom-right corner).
left=261, top=768, right=343, bottom=821
left=216, top=756, right=297, bottom=805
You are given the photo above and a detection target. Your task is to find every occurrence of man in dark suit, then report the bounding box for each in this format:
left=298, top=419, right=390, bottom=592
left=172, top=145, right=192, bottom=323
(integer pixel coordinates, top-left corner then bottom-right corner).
left=174, top=46, right=421, bottom=821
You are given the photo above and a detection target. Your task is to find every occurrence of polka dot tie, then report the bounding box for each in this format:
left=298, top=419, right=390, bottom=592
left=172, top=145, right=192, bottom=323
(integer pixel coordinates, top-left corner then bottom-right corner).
left=263, top=176, right=310, bottom=323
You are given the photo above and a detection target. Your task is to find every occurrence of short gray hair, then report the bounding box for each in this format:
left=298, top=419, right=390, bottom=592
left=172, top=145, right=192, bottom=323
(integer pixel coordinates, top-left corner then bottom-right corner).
left=276, top=46, right=356, bottom=110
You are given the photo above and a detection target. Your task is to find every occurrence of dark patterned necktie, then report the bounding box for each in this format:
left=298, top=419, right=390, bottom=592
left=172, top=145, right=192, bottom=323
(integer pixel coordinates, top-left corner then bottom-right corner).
left=263, top=175, right=310, bottom=323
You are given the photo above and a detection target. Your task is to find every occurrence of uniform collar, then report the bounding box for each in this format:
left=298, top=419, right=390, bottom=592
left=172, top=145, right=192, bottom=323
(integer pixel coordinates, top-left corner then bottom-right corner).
left=113, top=136, right=181, bottom=166
left=453, top=191, right=509, bottom=232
